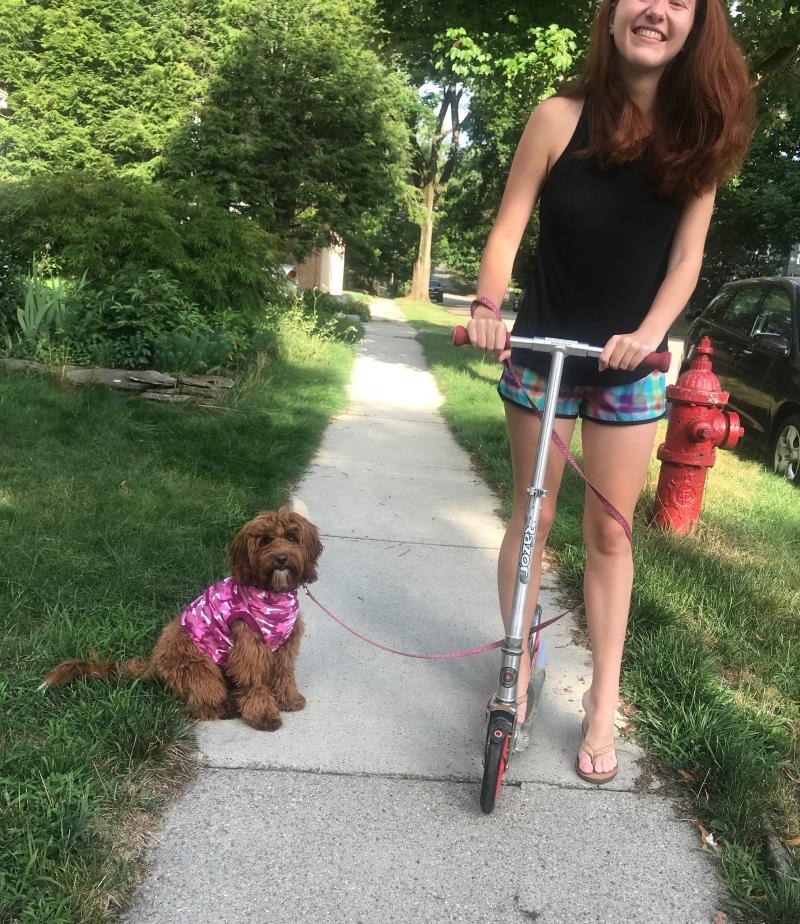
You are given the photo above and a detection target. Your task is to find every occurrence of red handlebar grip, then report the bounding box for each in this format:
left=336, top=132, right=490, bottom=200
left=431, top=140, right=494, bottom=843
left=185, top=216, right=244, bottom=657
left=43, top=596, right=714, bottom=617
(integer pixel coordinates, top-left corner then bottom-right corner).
left=642, top=352, right=672, bottom=373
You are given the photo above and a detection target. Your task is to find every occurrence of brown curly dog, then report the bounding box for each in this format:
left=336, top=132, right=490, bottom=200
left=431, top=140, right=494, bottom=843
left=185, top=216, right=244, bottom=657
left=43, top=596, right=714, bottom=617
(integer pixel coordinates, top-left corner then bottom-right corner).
left=41, top=510, right=323, bottom=731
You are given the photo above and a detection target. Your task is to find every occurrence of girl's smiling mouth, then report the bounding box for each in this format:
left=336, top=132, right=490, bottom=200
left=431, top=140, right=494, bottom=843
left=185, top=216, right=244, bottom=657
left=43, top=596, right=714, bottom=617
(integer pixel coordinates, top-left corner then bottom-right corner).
left=633, top=27, right=667, bottom=43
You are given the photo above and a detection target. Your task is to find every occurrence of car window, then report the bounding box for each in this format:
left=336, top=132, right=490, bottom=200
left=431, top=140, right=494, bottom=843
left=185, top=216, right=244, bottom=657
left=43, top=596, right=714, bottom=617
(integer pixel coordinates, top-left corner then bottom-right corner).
left=703, top=290, right=732, bottom=320
left=717, top=286, right=763, bottom=334
left=755, top=289, right=793, bottom=340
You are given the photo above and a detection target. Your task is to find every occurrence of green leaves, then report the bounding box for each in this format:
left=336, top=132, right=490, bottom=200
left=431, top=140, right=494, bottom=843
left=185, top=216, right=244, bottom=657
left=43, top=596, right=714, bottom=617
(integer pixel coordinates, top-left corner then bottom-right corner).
left=0, top=0, right=412, bottom=259
left=157, top=0, right=412, bottom=255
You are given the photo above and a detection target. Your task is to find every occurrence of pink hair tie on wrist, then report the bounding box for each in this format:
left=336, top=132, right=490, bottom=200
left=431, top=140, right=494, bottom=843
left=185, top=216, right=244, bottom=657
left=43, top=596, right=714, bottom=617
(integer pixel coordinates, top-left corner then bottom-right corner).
left=470, top=295, right=502, bottom=320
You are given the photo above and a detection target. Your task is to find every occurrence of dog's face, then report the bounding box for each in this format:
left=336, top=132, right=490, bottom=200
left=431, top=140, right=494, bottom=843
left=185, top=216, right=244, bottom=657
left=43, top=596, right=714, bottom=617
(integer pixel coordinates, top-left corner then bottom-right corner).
left=229, top=509, right=323, bottom=592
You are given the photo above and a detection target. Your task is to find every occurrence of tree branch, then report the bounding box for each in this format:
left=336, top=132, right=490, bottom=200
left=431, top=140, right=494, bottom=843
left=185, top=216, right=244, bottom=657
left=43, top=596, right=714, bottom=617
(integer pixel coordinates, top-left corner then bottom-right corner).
left=753, top=42, right=800, bottom=88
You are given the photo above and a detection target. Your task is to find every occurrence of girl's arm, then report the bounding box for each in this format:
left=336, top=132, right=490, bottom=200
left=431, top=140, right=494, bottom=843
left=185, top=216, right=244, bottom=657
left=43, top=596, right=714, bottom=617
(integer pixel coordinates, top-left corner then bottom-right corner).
left=469, top=98, right=574, bottom=359
left=599, top=186, right=717, bottom=371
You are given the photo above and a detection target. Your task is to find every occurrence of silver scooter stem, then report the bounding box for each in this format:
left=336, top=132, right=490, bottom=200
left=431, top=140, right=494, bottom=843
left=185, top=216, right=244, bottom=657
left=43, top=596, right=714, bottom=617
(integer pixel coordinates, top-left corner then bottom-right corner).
left=494, top=348, right=567, bottom=707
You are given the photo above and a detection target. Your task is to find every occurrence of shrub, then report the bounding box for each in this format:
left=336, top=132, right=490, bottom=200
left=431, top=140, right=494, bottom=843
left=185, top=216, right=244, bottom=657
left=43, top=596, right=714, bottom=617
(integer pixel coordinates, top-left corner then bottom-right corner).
left=0, top=172, right=285, bottom=320
left=62, top=269, right=224, bottom=370
left=152, top=330, right=234, bottom=374
left=298, top=290, right=367, bottom=342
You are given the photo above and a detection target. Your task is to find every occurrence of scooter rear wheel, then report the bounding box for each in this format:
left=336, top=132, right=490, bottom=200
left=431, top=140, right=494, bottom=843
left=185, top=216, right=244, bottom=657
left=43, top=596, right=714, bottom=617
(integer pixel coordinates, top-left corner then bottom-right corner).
left=480, top=714, right=512, bottom=814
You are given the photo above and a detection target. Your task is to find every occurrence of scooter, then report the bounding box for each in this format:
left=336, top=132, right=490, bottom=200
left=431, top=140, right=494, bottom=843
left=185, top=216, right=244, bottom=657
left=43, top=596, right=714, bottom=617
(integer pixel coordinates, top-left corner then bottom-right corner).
left=452, top=325, right=669, bottom=813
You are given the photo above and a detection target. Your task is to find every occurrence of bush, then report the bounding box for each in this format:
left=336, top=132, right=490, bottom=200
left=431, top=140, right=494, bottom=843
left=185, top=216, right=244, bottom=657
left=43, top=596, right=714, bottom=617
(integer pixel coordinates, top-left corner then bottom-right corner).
left=0, top=172, right=285, bottom=320
left=60, top=269, right=221, bottom=369
left=152, top=329, right=234, bottom=374
left=298, top=290, right=368, bottom=342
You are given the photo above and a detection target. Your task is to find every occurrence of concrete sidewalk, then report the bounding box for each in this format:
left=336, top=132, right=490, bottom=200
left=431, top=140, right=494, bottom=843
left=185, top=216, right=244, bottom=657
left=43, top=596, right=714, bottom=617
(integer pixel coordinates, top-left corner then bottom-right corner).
left=123, top=300, right=723, bottom=924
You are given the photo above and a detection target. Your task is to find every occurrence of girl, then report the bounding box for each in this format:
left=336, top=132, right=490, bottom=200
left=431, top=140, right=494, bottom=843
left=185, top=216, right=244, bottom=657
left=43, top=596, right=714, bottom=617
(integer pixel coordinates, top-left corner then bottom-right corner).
left=467, top=0, right=753, bottom=783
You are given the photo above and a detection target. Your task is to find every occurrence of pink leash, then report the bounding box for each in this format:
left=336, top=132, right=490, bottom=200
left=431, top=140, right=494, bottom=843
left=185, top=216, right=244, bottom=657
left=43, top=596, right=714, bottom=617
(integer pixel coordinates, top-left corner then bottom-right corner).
left=302, top=353, right=636, bottom=659
left=304, top=587, right=570, bottom=661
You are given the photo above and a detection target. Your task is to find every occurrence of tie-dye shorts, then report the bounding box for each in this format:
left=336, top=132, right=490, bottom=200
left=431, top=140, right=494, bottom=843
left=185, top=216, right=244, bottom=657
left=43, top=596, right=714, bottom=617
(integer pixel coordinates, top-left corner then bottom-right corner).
left=498, top=365, right=666, bottom=425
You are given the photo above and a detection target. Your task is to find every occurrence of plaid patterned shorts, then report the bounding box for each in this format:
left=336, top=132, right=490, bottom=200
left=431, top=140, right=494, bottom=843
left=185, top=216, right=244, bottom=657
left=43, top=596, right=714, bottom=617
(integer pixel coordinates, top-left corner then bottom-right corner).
left=498, top=365, right=667, bottom=425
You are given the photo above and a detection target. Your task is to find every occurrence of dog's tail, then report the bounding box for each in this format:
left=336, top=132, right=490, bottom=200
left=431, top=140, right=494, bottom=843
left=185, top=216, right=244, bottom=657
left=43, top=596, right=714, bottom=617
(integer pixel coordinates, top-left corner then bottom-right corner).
left=39, top=649, right=153, bottom=690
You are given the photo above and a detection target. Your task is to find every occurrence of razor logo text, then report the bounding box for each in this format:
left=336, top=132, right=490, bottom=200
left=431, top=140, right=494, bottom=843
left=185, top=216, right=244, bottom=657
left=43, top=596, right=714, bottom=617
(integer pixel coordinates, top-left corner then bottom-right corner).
left=519, top=522, right=535, bottom=584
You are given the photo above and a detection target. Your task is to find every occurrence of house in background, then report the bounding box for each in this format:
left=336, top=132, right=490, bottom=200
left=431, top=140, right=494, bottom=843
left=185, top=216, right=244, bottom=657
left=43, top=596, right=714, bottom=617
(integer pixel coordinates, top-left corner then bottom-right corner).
left=296, top=238, right=345, bottom=295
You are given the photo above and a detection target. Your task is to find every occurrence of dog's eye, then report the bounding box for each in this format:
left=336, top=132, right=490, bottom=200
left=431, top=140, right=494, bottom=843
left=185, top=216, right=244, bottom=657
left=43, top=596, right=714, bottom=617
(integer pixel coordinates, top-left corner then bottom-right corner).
left=286, top=533, right=299, bottom=544
left=260, top=535, right=273, bottom=545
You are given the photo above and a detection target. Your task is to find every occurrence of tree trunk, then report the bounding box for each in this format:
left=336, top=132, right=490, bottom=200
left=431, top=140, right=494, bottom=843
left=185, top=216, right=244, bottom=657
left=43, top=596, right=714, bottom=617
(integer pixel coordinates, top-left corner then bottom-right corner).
left=409, top=84, right=463, bottom=302
left=410, top=178, right=435, bottom=301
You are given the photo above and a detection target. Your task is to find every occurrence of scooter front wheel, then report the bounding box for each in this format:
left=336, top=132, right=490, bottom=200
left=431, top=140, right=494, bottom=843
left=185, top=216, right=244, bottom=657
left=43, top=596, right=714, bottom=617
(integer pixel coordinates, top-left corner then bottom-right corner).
left=480, top=713, right=513, bottom=814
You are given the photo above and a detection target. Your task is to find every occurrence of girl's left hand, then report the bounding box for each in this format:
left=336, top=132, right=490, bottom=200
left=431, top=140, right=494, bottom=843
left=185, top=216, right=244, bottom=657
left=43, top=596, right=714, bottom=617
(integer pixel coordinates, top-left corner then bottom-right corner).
left=599, top=330, right=662, bottom=372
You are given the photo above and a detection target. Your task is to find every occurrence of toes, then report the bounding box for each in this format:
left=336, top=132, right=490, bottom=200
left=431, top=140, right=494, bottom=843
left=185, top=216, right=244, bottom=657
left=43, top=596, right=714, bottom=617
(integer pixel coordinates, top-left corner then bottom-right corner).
left=578, top=743, right=617, bottom=775
left=247, top=713, right=283, bottom=731
left=187, top=700, right=228, bottom=721
left=280, top=693, right=306, bottom=712
left=577, top=746, right=595, bottom=774
left=598, top=749, right=617, bottom=774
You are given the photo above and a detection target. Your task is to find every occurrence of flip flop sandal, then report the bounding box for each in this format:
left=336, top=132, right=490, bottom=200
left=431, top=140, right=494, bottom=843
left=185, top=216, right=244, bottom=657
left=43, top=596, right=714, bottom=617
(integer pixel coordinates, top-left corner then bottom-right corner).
left=575, top=739, right=618, bottom=784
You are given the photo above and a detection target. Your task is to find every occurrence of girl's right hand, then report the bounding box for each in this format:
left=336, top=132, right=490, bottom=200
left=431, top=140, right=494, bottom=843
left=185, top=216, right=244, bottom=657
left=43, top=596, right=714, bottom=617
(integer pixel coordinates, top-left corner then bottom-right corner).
left=466, top=311, right=511, bottom=362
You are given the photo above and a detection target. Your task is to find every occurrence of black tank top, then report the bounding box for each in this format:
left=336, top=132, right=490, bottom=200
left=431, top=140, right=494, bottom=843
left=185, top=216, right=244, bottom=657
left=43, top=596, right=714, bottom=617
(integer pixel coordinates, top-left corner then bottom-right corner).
left=512, top=100, right=683, bottom=386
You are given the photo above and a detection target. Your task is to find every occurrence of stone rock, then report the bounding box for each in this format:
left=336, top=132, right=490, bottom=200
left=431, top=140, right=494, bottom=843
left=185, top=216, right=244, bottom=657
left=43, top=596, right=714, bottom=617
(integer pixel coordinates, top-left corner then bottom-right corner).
left=64, top=368, right=149, bottom=391
left=141, top=391, right=194, bottom=403
left=3, top=358, right=47, bottom=374
left=128, top=371, right=178, bottom=389
left=177, top=374, right=235, bottom=391
left=3, top=358, right=235, bottom=405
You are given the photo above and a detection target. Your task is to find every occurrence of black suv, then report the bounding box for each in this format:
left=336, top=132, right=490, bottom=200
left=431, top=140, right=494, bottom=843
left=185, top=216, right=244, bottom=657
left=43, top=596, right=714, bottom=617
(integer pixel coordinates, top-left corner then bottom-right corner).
left=683, top=276, right=800, bottom=484
left=428, top=279, right=445, bottom=303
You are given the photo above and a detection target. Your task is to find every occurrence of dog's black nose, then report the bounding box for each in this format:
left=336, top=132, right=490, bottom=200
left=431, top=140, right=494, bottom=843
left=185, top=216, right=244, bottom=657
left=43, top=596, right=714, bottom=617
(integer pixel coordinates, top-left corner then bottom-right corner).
left=275, top=554, right=289, bottom=567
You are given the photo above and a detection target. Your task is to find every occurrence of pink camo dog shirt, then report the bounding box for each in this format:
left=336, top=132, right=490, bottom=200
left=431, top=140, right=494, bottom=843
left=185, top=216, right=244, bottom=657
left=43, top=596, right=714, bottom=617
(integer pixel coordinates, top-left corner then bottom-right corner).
left=180, top=577, right=299, bottom=665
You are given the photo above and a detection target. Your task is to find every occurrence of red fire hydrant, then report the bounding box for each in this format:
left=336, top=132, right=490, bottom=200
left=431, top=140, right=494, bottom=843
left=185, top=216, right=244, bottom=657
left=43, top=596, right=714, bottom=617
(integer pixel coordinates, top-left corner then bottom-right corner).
left=652, top=336, right=744, bottom=535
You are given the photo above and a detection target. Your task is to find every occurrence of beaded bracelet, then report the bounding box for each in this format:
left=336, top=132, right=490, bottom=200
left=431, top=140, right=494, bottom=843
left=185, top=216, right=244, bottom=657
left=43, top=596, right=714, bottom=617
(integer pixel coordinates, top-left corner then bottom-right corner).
left=470, top=295, right=502, bottom=320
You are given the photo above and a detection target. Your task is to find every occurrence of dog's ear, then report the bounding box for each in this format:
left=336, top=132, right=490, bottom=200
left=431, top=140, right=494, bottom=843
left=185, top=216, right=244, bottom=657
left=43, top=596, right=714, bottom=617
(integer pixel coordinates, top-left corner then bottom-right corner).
left=229, top=527, right=255, bottom=586
left=290, top=513, right=323, bottom=584
left=229, top=513, right=275, bottom=585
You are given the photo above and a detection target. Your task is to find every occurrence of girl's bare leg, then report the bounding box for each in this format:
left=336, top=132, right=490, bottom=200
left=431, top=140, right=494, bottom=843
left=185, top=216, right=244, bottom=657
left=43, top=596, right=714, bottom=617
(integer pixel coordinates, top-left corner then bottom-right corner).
left=499, top=402, right=576, bottom=722
left=577, top=418, right=659, bottom=775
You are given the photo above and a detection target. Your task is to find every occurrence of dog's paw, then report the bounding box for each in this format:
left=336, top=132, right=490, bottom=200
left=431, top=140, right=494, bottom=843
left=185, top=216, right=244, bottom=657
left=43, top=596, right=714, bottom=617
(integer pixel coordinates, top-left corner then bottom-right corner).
left=220, top=696, right=240, bottom=719
left=188, top=700, right=230, bottom=721
left=279, top=692, right=306, bottom=712
left=247, top=713, right=283, bottom=732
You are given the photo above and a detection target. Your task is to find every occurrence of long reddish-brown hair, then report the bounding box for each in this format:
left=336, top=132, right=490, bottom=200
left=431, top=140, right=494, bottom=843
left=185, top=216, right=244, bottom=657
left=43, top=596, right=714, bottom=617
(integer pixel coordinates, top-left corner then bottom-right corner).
left=563, top=0, right=754, bottom=199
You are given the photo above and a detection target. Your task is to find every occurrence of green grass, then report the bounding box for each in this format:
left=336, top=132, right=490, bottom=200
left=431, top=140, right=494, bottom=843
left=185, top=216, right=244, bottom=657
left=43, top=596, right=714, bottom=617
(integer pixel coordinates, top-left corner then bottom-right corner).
left=0, top=321, right=353, bottom=923
left=399, top=298, right=800, bottom=924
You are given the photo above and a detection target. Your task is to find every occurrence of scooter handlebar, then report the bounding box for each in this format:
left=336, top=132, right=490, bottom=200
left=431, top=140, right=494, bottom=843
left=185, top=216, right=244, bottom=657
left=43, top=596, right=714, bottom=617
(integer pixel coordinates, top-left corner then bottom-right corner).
left=451, top=325, right=671, bottom=374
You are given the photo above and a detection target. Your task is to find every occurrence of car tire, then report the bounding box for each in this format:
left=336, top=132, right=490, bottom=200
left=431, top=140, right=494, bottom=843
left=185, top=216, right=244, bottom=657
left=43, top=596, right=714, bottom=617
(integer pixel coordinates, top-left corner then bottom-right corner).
left=772, top=413, right=800, bottom=485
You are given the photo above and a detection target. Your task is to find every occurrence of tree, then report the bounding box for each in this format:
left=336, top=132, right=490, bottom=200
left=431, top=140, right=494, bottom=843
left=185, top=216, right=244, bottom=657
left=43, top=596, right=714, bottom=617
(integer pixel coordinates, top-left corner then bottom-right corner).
left=434, top=22, right=579, bottom=286
left=0, top=0, right=217, bottom=180
left=691, top=1, right=800, bottom=308
left=0, top=0, right=413, bottom=263
left=377, top=7, right=577, bottom=300
left=160, top=0, right=413, bottom=259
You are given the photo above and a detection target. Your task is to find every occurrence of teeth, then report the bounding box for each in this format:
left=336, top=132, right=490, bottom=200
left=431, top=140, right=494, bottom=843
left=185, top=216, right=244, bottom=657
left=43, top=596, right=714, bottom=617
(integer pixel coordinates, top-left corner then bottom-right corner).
left=636, top=28, right=665, bottom=41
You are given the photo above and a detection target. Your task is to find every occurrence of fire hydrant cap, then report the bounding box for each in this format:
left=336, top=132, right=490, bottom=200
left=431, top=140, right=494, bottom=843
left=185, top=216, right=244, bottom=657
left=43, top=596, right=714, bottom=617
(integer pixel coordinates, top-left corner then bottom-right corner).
left=670, top=336, right=727, bottom=404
